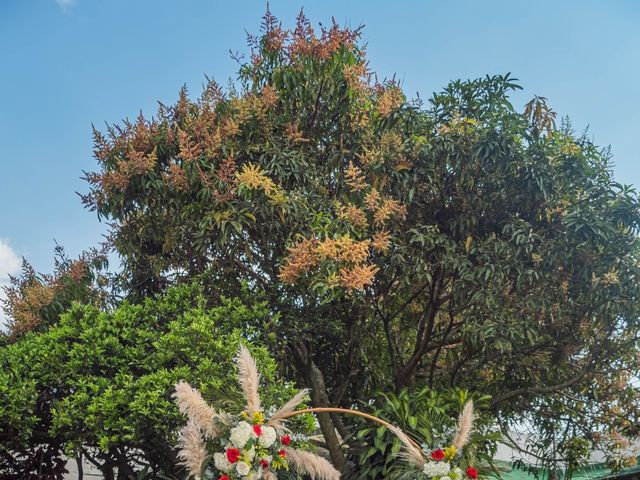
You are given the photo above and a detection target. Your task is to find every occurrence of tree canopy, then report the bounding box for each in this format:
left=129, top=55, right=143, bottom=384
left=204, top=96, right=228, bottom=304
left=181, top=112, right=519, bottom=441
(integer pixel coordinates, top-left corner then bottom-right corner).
left=3, top=9, right=639, bottom=476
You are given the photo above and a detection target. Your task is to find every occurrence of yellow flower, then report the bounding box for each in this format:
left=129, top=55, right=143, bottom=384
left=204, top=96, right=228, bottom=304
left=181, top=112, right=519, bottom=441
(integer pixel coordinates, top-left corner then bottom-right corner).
left=252, top=411, right=264, bottom=425
left=444, top=445, right=457, bottom=461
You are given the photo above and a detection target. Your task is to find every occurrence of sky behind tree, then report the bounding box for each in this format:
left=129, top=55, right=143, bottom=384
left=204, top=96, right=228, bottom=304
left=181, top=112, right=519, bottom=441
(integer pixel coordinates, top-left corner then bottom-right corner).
left=1, top=0, right=639, bottom=300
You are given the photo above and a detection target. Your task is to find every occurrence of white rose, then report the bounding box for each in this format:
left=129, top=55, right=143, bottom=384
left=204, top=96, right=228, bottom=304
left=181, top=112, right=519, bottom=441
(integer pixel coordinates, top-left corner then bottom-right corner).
left=258, top=426, right=277, bottom=448
left=423, top=461, right=451, bottom=478
left=441, top=476, right=452, bottom=480
left=236, top=461, right=251, bottom=476
left=213, top=452, right=232, bottom=473
left=230, top=421, right=254, bottom=448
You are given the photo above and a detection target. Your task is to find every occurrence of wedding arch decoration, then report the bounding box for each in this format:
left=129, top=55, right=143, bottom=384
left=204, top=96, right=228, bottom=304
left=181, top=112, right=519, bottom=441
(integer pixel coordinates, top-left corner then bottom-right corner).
left=173, top=346, right=478, bottom=480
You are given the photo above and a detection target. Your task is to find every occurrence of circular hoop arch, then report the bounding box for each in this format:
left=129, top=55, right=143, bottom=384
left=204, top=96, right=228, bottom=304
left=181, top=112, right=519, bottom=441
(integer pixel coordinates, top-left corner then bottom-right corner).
left=283, top=407, right=423, bottom=451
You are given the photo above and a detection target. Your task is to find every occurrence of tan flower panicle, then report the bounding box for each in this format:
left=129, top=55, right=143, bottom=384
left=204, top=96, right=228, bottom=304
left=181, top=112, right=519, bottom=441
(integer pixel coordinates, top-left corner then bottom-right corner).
left=344, top=161, right=367, bottom=192
left=340, top=264, right=379, bottom=292
left=279, top=238, right=319, bottom=283
left=372, top=230, right=391, bottom=252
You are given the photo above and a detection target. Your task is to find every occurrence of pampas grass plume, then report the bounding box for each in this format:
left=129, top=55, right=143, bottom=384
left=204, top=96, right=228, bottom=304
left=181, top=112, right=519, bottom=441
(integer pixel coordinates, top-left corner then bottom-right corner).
left=387, top=424, right=425, bottom=468
left=236, top=345, right=262, bottom=414
left=267, top=388, right=310, bottom=431
left=176, top=420, right=207, bottom=480
left=453, top=400, right=475, bottom=450
left=285, top=448, right=341, bottom=480
left=173, top=381, right=220, bottom=438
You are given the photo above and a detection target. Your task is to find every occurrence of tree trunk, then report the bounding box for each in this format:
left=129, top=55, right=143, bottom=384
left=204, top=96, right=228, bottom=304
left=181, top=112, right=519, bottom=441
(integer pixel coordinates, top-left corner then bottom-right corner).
left=294, top=342, right=345, bottom=470
left=115, top=448, right=136, bottom=479
left=75, top=454, right=83, bottom=480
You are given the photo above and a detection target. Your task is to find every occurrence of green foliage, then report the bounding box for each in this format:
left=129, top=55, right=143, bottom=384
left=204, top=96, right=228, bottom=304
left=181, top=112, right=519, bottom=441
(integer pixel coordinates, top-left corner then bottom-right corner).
left=23, top=9, right=640, bottom=474
left=343, top=388, right=500, bottom=479
left=0, top=283, right=300, bottom=478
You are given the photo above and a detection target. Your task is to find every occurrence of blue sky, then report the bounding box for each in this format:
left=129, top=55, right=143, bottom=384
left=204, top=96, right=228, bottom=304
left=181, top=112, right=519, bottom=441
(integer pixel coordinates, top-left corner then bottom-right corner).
left=1, top=0, right=639, bottom=303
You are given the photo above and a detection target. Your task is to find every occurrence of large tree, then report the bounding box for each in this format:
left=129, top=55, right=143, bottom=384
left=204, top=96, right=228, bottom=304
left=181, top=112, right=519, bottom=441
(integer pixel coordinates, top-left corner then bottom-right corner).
left=82, top=11, right=640, bottom=469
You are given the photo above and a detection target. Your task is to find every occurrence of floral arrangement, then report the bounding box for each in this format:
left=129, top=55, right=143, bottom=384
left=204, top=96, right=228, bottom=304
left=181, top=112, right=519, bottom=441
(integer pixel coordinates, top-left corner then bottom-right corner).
left=390, top=401, right=481, bottom=480
left=172, top=346, right=340, bottom=480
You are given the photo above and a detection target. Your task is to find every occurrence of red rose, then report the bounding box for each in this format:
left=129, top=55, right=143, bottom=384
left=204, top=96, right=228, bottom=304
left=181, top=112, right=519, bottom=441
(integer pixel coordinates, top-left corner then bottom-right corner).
left=466, top=467, right=479, bottom=479
left=219, top=476, right=230, bottom=480
left=278, top=449, right=286, bottom=458
left=281, top=434, right=291, bottom=446
left=431, top=449, right=445, bottom=461
left=253, top=424, right=262, bottom=436
left=226, top=448, right=241, bottom=463
left=260, top=459, right=270, bottom=469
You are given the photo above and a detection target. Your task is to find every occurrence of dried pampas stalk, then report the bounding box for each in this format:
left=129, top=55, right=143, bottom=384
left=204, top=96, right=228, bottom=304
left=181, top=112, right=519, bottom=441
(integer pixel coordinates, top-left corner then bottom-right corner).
left=173, top=381, right=220, bottom=438
left=176, top=420, right=207, bottom=480
left=387, top=424, right=425, bottom=468
left=262, top=470, right=277, bottom=480
left=453, top=400, right=475, bottom=450
left=236, top=345, right=262, bottom=414
left=284, top=448, right=341, bottom=480
left=267, top=388, right=310, bottom=430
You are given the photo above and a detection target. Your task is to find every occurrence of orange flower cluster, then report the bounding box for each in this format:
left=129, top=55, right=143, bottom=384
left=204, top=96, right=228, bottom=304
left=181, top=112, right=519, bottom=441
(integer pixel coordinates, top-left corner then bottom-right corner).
left=261, top=84, right=279, bottom=108
left=318, top=236, right=370, bottom=263
left=371, top=230, right=391, bottom=252
left=253, top=9, right=360, bottom=63
left=264, top=27, right=288, bottom=53
left=234, top=85, right=280, bottom=124
left=364, top=188, right=382, bottom=211
left=335, top=202, right=368, bottom=229
left=100, top=170, right=130, bottom=193
left=5, top=282, right=56, bottom=338
left=363, top=188, right=407, bottom=226
left=121, top=147, right=157, bottom=177
left=216, top=155, right=237, bottom=184
left=340, top=264, right=379, bottom=292
left=355, top=145, right=381, bottom=166
left=288, top=14, right=359, bottom=60
left=278, top=238, right=319, bottom=284
left=279, top=234, right=377, bottom=293
left=374, top=198, right=407, bottom=226
left=178, top=128, right=204, bottom=161
left=284, top=121, right=306, bottom=142
left=213, top=155, right=237, bottom=202
left=235, top=164, right=287, bottom=204
left=376, top=85, right=404, bottom=117
left=344, top=161, right=367, bottom=192
left=163, top=164, right=189, bottom=192
left=343, top=62, right=369, bottom=94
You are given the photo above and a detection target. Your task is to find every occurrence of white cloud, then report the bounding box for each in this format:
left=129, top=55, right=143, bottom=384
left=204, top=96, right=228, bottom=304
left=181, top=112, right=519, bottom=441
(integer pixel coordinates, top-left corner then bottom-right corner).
left=0, top=239, right=20, bottom=283
left=0, top=239, right=21, bottom=329
left=55, top=0, right=76, bottom=8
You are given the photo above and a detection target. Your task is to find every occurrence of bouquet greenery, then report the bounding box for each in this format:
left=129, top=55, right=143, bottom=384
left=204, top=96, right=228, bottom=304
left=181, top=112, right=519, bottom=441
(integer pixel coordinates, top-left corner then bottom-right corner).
left=173, top=346, right=339, bottom=480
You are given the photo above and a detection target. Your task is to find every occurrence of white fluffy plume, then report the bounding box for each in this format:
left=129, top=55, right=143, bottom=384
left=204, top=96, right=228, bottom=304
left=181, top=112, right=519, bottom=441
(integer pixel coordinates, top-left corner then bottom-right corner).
left=284, top=448, right=341, bottom=480
left=176, top=420, right=207, bottom=480
left=453, top=400, right=475, bottom=450
left=267, top=388, right=310, bottom=431
left=173, top=381, right=220, bottom=438
left=236, top=345, right=262, bottom=414
left=387, top=424, right=425, bottom=468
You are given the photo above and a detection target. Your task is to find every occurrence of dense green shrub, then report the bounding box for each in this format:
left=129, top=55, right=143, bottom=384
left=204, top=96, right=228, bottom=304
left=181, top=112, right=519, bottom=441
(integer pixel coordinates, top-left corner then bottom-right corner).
left=0, top=284, right=299, bottom=479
